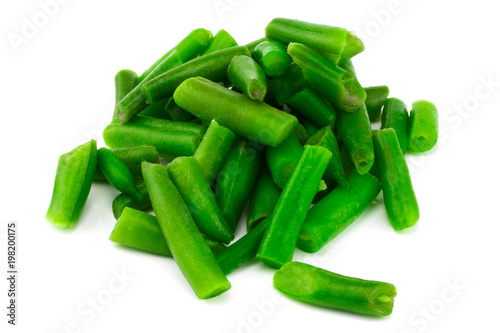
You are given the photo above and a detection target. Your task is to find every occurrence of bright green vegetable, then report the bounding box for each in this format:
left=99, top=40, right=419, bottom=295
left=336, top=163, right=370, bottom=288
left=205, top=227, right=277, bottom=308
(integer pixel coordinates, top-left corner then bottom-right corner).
left=408, top=100, right=439, bottom=152
left=215, top=138, right=263, bottom=232
left=381, top=98, right=409, bottom=152
left=138, top=28, right=213, bottom=82
left=273, top=63, right=306, bottom=105
left=274, top=262, right=396, bottom=316
left=247, top=167, right=281, bottom=231
left=339, top=31, right=365, bottom=64
left=365, top=85, right=390, bottom=121
left=257, top=145, right=332, bottom=268
left=201, top=29, right=238, bottom=55
left=298, top=171, right=381, bottom=253
left=252, top=40, right=292, bottom=77
left=141, top=162, right=231, bottom=299
left=164, top=97, right=194, bottom=122
left=227, top=55, right=267, bottom=102
left=265, top=131, right=304, bottom=189
left=137, top=99, right=171, bottom=119
left=287, top=87, right=336, bottom=128
left=112, top=70, right=138, bottom=123
left=142, top=46, right=250, bottom=104
left=46, top=140, right=97, bottom=228
left=193, top=120, right=236, bottom=183
left=110, top=208, right=226, bottom=257
left=306, top=126, right=348, bottom=188
left=167, top=156, right=234, bottom=244
left=112, top=180, right=151, bottom=219
left=373, top=129, right=419, bottom=231
left=173, top=77, right=297, bottom=147
left=336, top=103, right=374, bottom=175
left=294, top=123, right=310, bottom=145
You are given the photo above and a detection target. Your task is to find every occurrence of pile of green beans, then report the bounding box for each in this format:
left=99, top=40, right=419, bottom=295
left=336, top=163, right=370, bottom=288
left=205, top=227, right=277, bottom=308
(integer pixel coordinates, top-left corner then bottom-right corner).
left=46, top=18, right=439, bottom=315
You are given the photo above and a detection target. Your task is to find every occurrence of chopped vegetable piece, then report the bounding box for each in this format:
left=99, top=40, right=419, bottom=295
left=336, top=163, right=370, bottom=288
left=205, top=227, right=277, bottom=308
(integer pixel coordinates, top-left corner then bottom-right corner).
left=339, top=31, right=365, bottom=64
left=227, top=55, right=267, bottom=102
left=247, top=167, right=281, bottom=231
left=408, top=100, right=439, bottom=152
left=201, top=29, right=238, bottom=55
left=266, top=131, right=304, bottom=189
left=252, top=40, right=292, bottom=77
left=287, top=87, right=336, bottom=128
left=365, top=85, right=390, bottom=121
left=381, top=97, right=409, bottom=152
left=112, top=69, right=138, bottom=123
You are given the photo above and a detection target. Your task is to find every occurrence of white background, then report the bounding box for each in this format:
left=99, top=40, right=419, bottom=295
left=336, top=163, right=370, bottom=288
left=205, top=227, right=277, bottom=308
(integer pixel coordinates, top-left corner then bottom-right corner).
left=2, top=0, right=500, bottom=332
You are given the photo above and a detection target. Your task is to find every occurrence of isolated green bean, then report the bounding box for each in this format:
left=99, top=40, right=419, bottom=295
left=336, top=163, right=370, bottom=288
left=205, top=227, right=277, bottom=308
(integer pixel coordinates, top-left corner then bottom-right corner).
left=201, top=29, right=238, bottom=55
left=142, top=162, right=230, bottom=299
left=287, top=87, right=336, bottom=128
left=137, top=99, right=171, bottom=119
left=272, top=63, right=306, bottom=105
left=167, top=156, right=234, bottom=244
left=365, top=85, right=390, bottom=121
left=215, top=138, right=263, bottom=232
left=294, top=123, right=310, bottom=145
left=408, top=100, right=439, bottom=152
left=266, top=131, right=304, bottom=189
left=194, top=120, right=236, bottom=183
left=173, top=77, right=298, bottom=147
left=46, top=140, right=97, bottom=228
left=306, top=126, right=348, bottom=188
left=227, top=55, right=267, bottom=102
left=138, top=28, right=212, bottom=82
left=274, top=262, right=396, bottom=316
left=247, top=167, right=281, bottom=231
left=112, top=180, right=151, bottom=219
left=112, top=69, right=138, bottom=123
left=339, top=31, right=365, bottom=64
left=257, top=145, right=332, bottom=268
left=373, top=129, right=419, bottom=230
left=381, top=98, right=409, bottom=152
left=252, top=40, right=292, bottom=77
left=164, top=97, right=194, bottom=122
left=336, top=103, right=374, bottom=175
left=298, top=171, right=381, bottom=253
left=142, top=46, right=250, bottom=104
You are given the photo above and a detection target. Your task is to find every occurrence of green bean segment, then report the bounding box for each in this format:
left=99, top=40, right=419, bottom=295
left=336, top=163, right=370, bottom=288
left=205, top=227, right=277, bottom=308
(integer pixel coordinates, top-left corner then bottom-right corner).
left=265, top=131, right=304, bottom=189
left=365, top=85, right=390, bottom=121
left=112, top=180, right=151, bottom=219
left=274, top=262, right=396, bottom=316
left=173, top=77, right=298, bottom=147
left=252, top=40, right=292, bottom=77
left=201, top=29, right=238, bottom=55
left=287, top=87, right=336, bottom=128
left=247, top=167, right=281, bottom=231
left=408, top=100, right=439, bottom=152
left=339, top=31, right=365, bottom=64
left=227, top=55, right=267, bottom=102
left=112, top=70, right=138, bottom=123
left=381, top=97, right=409, bottom=152
left=257, top=145, right=332, bottom=268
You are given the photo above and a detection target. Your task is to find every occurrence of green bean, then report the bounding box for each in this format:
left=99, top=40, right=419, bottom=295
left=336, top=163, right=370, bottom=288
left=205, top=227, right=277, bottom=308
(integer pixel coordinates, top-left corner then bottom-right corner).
left=265, top=131, right=304, bottom=189
left=298, top=171, right=381, bottom=253
left=46, top=140, right=97, bottom=228
left=112, top=180, right=151, bottom=219
left=294, top=123, right=310, bottom=145
left=252, top=40, right=292, bottom=77
left=193, top=120, right=236, bottom=184
left=339, top=31, right=365, bottom=64
left=128, top=115, right=205, bottom=135
left=117, top=51, right=183, bottom=123
left=381, top=97, right=409, bottom=152
left=247, top=167, right=281, bottom=231
left=227, top=55, right=267, bottom=102
left=138, top=28, right=212, bottom=82
left=265, top=18, right=347, bottom=58
left=408, top=100, right=439, bottom=152
left=273, top=63, right=306, bottom=105
left=336, top=103, right=374, bottom=175
left=274, top=262, right=396, bottom=316
left=243, top=37, right=268, bottom=53
left=257, top=145, right=331, bottom=268
left=201, top=29, right=238, bottom=55
left=110, top=208, right=226, bottom=256
left=164, top=97, right=194, bottom=122
left=365, top=85, right=390, bottom=121
left=141, top=162, right=230, bottom=299
left=215, top=138, right=263, bottom=232
left=287, top=87, right=336, bottom=128
left=216, top=215, right=271, bottom=275
left=167, top=156, right=234, bottom=244
left=173, top=77, right=298, bottom=147
left=137, top=99, right=171, bottom=119
left=306, top=126, right=348, bottom=189
left=373, top=129, right=419, bottom=231
left=111, top=70, right=138, bottom=123
left=142, top=46, right=250, bottom=104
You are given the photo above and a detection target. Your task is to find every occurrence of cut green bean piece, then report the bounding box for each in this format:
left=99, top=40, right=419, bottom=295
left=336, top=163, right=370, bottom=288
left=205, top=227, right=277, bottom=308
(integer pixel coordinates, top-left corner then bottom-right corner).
left=339, top=31, right=365, bottom=64
left=247, top=167, right=281, bottom=231
left=381, top=98, right=409, bottom=152
left=266, top=131, right=304, bottom=189
left=227, top=55, right=267, bottom=102
left=142, top=46, right=250, bottom=104
left=306, top=126, right=348, bottom=189
left=110, top=208, right=226, bottom=257
left=365, top=85, right=390, bottom=121
left=167, top=156, right=234, bottom=244
left=216, top=215, right=271, bottom=275
left=266, top=18, right=347, bottom=58
left=215, top=138, right=263, bottom=232
left=46, top=140, right=97, bottom=228
left=273, top=63, right=306, bottom=105
left=336, top=104, right=374, bottom=175
left=173, top=77, right=298, bottom=147
left=128, top=116, right=205, bottom=135
left=294, top=123, right=310, bottom=145
left=252, top=40, right=292, bottom=77
left=274, top=262, right=396, bottom=316
left=258, top=146, right=331, bottom=268
left=142, top=162, right=230, bottom=299
left=112, top=180, right=151, bottom=219
left=137, top=99, right=171, bottom=119
left=201, top=29, right=238, bottom=56
left=287, top=87, right=336, bottom=128
left=408, top=100, right=439, bottom=152
left=298, top=171, right=381, bottom=253
left=373, top=129, right=419, bottom=230
left=138, top=28, right=212, bottom=82
left=164, top=97, right=194, bottom=122
left=194, top=120, right=236, bottom=184
left=112, top=70, right=138, bottom=123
